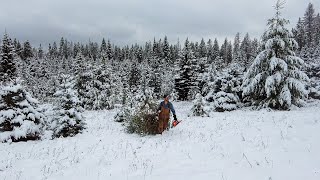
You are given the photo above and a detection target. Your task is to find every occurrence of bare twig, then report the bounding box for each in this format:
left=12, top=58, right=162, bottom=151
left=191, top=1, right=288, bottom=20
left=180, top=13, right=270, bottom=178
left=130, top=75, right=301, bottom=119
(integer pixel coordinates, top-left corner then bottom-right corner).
left=243, top=153, right=253, bottom=168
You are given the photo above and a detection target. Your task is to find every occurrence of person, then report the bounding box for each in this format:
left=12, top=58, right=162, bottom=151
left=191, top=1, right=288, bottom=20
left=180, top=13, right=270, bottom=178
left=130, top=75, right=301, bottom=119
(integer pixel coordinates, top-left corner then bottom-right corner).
left=157, top=94, right=177, bottom=134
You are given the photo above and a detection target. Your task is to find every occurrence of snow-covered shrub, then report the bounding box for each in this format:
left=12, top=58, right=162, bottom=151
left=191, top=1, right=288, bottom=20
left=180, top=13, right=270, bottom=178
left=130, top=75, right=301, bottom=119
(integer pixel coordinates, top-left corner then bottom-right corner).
left=51, top=74, right=86, bottom=138
left=213, top=91, right=240, bottom=112
left=0, top=81, right=45, bottom=142
left=242, top=2, right=309, bottom=110
left=190, top=93, right=210, bottom=116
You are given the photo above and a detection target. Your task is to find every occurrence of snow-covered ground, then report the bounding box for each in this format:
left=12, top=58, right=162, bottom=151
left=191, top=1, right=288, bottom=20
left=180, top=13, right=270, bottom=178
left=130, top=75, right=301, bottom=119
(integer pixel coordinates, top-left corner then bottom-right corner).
left=1, top=101, right=320, bottom=180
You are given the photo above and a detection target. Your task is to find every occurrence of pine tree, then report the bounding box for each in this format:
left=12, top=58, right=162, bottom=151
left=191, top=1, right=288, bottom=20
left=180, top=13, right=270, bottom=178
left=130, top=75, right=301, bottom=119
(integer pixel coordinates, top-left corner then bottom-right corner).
left=242, top=0, right=309, bottom=110
left=52, top=42, right=58, bottom=59
left=175, top=38, right=193, bottom=100
left=190, top=93, right=210, bottom=117
left=226, top=41, right=233, bottom=64
left=220, top=38, right=230, bottom=65
left=314, top=13, right=320, bottom=46
left=163, top=36, right=170, bottom=62
left=107, top=40, right=113, bottom=61
left=0, top=81, right=46, bottom=142
left=91, top=65, right=116, bottom=110
left=199, top=38, right=207, bottom=58
left=240, top=33, right=252, bottom=67
left=303, top=3, right=316, bottom=47
left=100, top=38, right=107, bottom=63
left=38, top=44, right=44, bottom=59
left=233, top=32, right=242, bottom=63
left=52, top=74, right=85, bottom=138
left=0, top=33, right=16, bottom=82
left=63, top=39, right=69, bottom=59
left=13, top=39, right=23, bottom=60
left=207, top=39, right=214, bottom=63
left=203, top=64, right=243, bottom=112
left=22, top=40, right=33, bottom=60
left=292, top=18, right=306, bottom=51
left=59, top=37, right=65, bottom=58
left=129, top=62, right=141, bottom=93
left=212, top=38, right=220, bottom=60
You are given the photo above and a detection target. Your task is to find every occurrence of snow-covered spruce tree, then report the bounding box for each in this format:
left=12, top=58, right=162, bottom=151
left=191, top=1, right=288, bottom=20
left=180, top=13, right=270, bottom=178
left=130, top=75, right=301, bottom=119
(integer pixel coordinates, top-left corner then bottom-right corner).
left=52, top=74, right=85, bottom=138
left=205, top=64, right=243, bottom=112
left=128, top=61, right=142, bottom=94
left=190, top=93, right=210, bottom=117
left=90, top=64, right=116, bottom=110
left=175, top=38, right=194, bottom=101
left=242, top=0, right=309, bottom=110
left=0, top=81, right=46, bottom=142
left=74, top=53, right=94, bottom=109
left=0, top=33, right=45, bottom=142
left=0, top=33, right=16, bottom=81
left=212, top=73, right=242, bottom=112
left=114, top=87, right=134, bottom=123
left=201, top=62, right=218, bottom=97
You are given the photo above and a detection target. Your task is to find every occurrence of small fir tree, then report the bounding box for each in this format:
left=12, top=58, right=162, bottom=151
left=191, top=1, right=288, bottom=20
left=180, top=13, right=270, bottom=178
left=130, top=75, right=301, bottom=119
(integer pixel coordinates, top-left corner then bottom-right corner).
left=52, top=74, right=86, bottom=138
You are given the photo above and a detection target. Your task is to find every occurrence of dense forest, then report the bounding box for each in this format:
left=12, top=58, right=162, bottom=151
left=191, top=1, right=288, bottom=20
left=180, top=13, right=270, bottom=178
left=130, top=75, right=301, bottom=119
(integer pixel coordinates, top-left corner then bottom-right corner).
left=1, top=2, right=320, bottom=141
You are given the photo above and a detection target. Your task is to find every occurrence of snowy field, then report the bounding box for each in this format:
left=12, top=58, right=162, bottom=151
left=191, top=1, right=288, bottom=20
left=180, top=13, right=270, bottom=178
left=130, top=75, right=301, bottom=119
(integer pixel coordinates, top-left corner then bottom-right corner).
left=1, top=101, right=320, bottom=180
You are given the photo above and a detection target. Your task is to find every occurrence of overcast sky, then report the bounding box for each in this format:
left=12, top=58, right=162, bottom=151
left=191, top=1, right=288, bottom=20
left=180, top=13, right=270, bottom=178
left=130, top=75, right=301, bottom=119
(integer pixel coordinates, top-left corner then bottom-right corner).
left=0, top=0, right=318, bottom=47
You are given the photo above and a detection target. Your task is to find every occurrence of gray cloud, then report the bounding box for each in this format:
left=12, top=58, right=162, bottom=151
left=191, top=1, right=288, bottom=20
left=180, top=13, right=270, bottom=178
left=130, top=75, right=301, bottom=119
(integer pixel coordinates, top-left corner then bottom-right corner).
left=0, top=0, right=317, bottom=47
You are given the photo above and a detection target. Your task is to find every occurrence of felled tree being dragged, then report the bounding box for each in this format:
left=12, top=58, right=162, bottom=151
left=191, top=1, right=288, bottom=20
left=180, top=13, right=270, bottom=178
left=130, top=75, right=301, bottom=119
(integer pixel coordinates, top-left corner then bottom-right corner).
left=125, top=74, right=159, bottom=135
left=242, top=0, right=309, bottom=110
left=0, top=81, right=45, bottom=142
left=51, top=74, right=86, bottom=138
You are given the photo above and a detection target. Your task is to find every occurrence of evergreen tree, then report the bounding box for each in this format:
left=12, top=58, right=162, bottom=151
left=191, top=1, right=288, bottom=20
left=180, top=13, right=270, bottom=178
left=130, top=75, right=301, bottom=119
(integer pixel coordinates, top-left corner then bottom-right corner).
left=59, top=37, right=65, bottom=58
left=303, top=3, right=316, bottom=47
left=292, top=18, right=306, bottom=51
left=13, top=39, right=23, bottom=59
left=52, top=42, right=58, bottom=59
left=163, top=36, right=170, bottom=62
left=107, top=40, right=113, bottom=61
left=100, top=38, right=107, bottom=63
left=207, top=39, right=214, bottom=63
left=212, top=38, right=220, bottom=60
left=52, top=74, right=86, bottom=138
left=38, top=44, right=44, bottom=59
left=226, top=41, right=233, bottom=64
left=220, top=38, right=229, bottom=65
left=0, top=81, right=45, bottom=142
left=199, top=38, right=207, bottom=58
left=242, top=0, right=309, bottom=110
left=129, top=62, right=141, bottom=93
left=0, top=33, right=16, bottom=81
left=22, top=40, right=33, bottom=60
left=91, top=65, right=116, bottom=110
left=204, top=64, right=243, bottom=112
left=240, top=33, right=252, bottom=67
left=233, top=32, right=242, bottom=63
left=314, top=13, right=320, bottom=46
left=190, top=93, right=210, bottom=117
left=175, top=38, right=193, bottom=100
